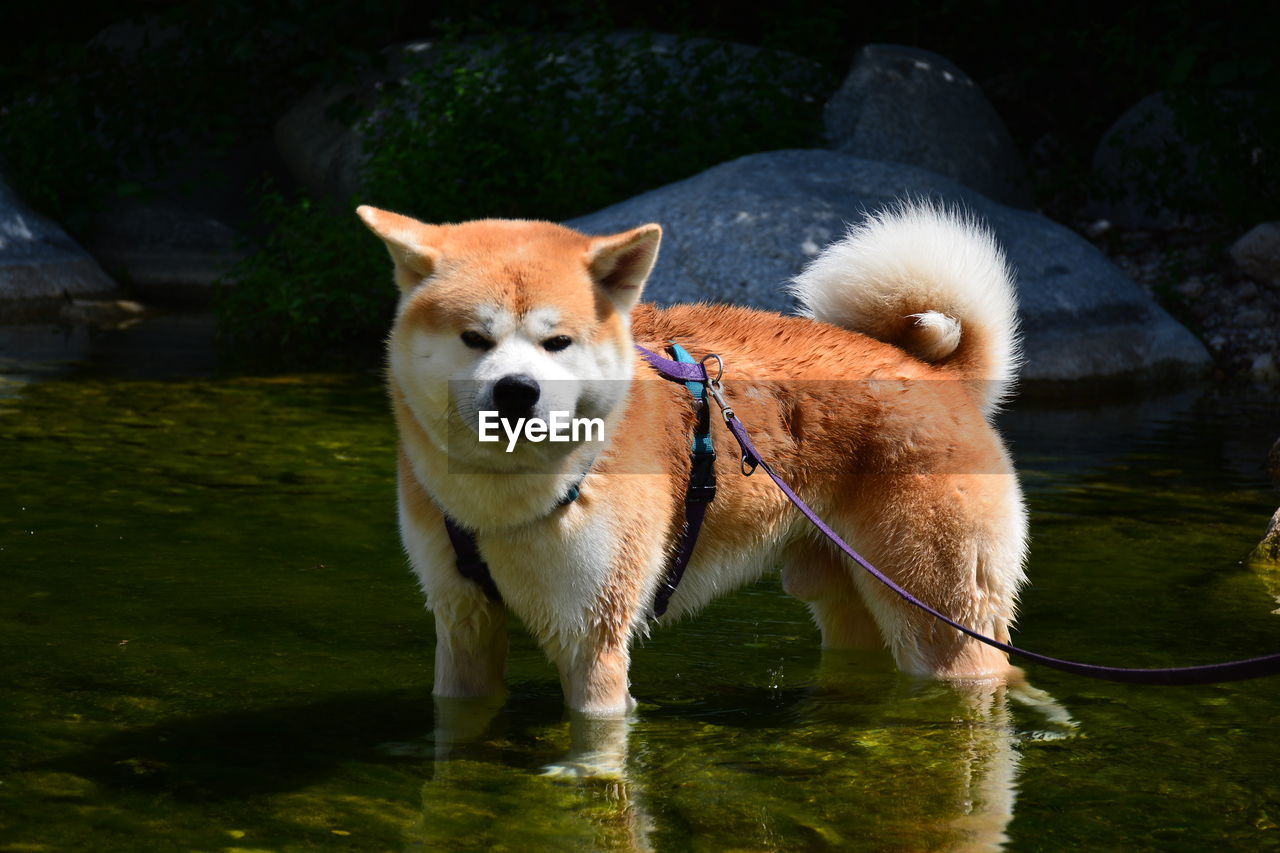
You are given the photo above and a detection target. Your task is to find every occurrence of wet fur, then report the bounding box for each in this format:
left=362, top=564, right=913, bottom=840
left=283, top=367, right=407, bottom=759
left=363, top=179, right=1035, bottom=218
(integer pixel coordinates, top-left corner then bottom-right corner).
left=361, top=204, right=1028, bottom=716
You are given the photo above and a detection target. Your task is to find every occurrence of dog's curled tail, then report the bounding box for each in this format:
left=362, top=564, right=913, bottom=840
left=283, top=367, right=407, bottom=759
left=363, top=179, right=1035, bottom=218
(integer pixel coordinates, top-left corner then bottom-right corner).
left=788, top=202, right=1021, bottom=416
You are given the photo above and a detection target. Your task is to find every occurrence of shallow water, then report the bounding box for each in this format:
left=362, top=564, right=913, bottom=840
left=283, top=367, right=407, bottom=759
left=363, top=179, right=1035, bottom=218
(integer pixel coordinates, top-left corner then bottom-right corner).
left=2, top=353, right=1278, bottom=852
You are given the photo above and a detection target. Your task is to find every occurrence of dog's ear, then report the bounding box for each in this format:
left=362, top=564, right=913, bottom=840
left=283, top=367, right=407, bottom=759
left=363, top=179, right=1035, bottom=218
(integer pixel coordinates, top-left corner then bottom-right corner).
left=585, top=224, right=662, bottom=310
left=356, top=206, right=442, bottom=292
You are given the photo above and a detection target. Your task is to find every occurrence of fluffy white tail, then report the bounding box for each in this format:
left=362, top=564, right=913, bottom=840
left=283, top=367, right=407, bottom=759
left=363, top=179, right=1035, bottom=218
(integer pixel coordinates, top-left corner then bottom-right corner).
left=788, top=202, right=1021, bottom=415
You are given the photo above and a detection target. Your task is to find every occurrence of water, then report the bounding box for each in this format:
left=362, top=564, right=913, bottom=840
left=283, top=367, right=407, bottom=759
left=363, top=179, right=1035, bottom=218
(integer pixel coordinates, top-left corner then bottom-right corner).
left=2, top=344, right=1278, bottom=851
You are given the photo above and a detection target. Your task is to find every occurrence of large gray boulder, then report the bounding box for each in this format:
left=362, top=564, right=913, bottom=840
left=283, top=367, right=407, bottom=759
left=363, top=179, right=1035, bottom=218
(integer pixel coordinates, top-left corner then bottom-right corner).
left=824, top=45, right=1033, bottom=209
left=0, top=178, right=119, bottom=323
left=568, top=149, right=1210, bottom=382
left=276, top=32, right=830, bottom=204
left=84, top=201, right=245, bottom=305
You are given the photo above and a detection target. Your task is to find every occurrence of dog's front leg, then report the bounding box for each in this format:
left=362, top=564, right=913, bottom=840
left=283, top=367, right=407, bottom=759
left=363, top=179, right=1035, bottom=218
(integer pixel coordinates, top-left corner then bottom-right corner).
left=399, top=451, right=509, bottom=699
left=553, top=631, right=634, bottom=717
left=539, top=622, right=637, bottom=779
left=432, top=594, right=508, bottom=699
left=429, top=595, right=508, bottom=760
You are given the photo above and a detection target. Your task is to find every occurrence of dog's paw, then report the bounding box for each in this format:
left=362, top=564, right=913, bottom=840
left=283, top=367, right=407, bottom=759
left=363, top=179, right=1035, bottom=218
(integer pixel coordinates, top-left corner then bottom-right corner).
left=540, top=752, right=626, bottom=781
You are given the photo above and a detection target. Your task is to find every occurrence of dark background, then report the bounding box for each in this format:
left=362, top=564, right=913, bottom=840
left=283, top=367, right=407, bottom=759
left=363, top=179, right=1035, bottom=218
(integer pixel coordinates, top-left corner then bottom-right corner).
left=1, top=0, right=1276, bottom=354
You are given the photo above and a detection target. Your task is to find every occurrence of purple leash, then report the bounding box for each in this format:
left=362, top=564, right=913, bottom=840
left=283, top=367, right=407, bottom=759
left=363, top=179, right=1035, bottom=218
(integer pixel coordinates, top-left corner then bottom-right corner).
left=636, top=344, right=1280, bottom=686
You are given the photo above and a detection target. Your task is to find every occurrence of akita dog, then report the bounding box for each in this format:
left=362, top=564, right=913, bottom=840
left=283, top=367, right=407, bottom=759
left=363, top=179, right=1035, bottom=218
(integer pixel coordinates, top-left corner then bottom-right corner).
left=359, top=202, right=1027, bottom=717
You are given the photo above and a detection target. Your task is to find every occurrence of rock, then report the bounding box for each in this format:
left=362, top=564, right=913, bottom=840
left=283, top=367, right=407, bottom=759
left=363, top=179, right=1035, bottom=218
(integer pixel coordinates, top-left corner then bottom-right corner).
left=59, top=297, right=148, bottom=329
left=1251, top=508, right=1280, bottom=568
left=276, top=32, right=830, bottom=204
left=1090, top=93, right=1198, bottom=228
left=823, top=45, right=1032, bottom=209
left=276, top=83, right=367, bottom=204
left=1229, top=222, right=1280, bottom=284
left=567, top=149, right=1211, bottom=382
left=87, top=15, right=184, bottom=60
left=1176, top=276, right=1204, bottom=298
left=1252, top=353, right=1278, bottom=379
left=86, top=17, right=282, bottom=227
left=83, top=201, right=245, bottom=305
left=0, top=177, right=119, bottom=323
left=1089, top=92, right=1255, bottom=229
left=1235, top=307, right=1268, bottom=327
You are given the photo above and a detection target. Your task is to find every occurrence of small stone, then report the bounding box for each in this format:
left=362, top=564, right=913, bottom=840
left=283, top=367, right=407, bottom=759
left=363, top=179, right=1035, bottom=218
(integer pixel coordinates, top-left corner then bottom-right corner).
left=1230, top=222, right=1280, bottom=284
left=1086, top=219, right=1112, bottom=238
left=1235, top=307, right=1267, bottom=326
left=1175, top=277, right=1204, bottom=298
left=1251, top=352, right=1277, bottom=377
left=1236, top=280, right=1259, bottom=299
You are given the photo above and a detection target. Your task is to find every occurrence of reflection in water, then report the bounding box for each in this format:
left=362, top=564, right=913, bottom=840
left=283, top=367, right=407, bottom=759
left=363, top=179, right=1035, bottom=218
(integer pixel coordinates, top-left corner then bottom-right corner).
left=415, top=658, right=1075, bottom=853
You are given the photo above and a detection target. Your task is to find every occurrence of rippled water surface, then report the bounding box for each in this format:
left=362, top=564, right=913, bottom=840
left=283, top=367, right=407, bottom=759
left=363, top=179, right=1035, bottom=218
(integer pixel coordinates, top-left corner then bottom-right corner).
left=2, top=352, right=1278, bottom=851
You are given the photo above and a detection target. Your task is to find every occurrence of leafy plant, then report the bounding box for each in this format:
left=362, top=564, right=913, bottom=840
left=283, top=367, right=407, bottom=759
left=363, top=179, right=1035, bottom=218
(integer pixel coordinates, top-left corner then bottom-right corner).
left=215, top=188, right=390, bottom=354
left=361, top=32, right=828, bottom=222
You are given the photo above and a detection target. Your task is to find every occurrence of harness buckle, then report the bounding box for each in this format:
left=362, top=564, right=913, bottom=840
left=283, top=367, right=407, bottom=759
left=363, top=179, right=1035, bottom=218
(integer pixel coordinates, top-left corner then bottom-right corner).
left=687, top=449, right=717, bottom=503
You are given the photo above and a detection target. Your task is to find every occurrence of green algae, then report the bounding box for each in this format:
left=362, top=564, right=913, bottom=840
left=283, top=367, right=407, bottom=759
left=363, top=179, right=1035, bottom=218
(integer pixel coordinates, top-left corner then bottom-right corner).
left=1, top=373, right=1278, bottom=852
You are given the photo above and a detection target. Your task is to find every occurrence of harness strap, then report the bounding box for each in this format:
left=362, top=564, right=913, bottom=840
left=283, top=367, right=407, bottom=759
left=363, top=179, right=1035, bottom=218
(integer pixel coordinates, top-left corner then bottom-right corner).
left=441, top=482, right=580, bottom=606
left=443, top=514, right=503, bottom=603
left=635, top=343, right=1280, bottom=686
left=649, top=343, right=717, bottom=618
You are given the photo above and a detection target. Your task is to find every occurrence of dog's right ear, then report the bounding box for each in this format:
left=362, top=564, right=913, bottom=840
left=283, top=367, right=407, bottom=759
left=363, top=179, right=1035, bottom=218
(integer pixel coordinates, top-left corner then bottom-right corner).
left=356, top=206, right=442, bottom=292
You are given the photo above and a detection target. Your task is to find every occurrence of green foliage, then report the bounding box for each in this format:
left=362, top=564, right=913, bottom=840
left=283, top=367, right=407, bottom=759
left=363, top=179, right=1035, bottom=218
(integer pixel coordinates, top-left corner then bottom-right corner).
left=0, top=87, right=120, bottom=231
left=221, top=32, right=829, bottom=354
left=215, top=189, right=390, bottom=353
left=361, top=33, right=827, bottom=222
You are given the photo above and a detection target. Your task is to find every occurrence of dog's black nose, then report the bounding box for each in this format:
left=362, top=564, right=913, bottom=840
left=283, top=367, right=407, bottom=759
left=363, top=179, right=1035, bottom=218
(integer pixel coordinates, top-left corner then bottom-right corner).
left=491, top=374, right=541, bottom=421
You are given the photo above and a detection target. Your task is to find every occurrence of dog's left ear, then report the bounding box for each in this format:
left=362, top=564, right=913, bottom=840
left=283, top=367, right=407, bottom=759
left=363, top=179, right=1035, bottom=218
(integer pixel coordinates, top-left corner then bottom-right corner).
left=585, top=224, right=662, bottom=311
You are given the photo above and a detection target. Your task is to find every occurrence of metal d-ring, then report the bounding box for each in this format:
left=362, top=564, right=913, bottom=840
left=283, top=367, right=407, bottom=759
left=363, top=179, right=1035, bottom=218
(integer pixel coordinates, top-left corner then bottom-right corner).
left=701, top=353, right=737, bottom=424
left=700, top=353, right=725, bottom=385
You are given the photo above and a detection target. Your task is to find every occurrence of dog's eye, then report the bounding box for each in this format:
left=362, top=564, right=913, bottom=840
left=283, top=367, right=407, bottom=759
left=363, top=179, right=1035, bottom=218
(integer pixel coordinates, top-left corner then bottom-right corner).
left=460, top=331, right=493, bottom=351
left=542, top=335, right=572, bottom=352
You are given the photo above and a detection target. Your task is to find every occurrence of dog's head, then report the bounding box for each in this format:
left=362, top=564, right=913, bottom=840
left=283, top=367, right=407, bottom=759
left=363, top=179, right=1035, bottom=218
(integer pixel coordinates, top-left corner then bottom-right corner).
left=359, top=207, right=661, bottom=470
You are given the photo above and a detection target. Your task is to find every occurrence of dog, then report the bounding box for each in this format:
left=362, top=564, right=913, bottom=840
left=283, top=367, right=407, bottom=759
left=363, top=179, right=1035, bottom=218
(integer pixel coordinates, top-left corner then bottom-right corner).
left=358, top=201, right=1028, bottom=719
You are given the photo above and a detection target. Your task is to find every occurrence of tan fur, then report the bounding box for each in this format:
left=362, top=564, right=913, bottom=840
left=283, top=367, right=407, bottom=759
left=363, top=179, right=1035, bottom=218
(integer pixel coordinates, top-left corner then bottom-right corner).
left=361, top=206, right=1028, bottom=717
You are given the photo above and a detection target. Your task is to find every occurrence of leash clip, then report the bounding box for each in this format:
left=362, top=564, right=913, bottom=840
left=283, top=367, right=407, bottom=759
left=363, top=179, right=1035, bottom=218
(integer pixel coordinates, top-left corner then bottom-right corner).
left=701, top=353, right=735, bottom=423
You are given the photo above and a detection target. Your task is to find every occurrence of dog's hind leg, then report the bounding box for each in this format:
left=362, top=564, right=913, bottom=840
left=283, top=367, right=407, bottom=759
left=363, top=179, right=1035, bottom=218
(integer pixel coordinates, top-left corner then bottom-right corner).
left=782, top=541, right=884, bottom=650
left=837, top=472, right=1028, bottom=682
